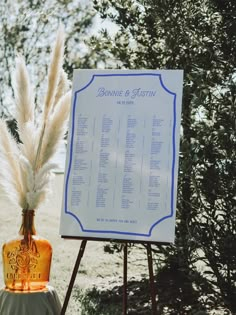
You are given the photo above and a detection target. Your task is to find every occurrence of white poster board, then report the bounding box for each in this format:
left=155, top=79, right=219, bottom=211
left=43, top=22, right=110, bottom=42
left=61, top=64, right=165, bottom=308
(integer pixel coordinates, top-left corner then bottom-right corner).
left=60, top=70, right=183, bottom=243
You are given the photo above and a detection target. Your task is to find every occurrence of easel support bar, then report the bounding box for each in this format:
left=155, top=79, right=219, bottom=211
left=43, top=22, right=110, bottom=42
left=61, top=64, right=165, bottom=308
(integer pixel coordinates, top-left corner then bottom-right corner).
left=147, top=244, right=157, bottom=315
left=60, top=240, right=87, bottom=315
left=60, top=240, right=160, bottom=314
left=123, top=243, right=128, bottom=315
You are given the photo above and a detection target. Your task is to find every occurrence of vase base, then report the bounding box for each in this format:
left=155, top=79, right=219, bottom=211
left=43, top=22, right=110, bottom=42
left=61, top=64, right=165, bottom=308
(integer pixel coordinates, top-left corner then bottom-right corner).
left=3, top=285, right=49, bottom=293
left=4, top=281, right=49, bottom=292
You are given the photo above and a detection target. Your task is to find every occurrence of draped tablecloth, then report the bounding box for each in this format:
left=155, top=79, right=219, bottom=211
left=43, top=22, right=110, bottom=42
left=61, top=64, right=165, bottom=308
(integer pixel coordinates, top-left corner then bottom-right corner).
left=0, top=286, right=61, bottom=315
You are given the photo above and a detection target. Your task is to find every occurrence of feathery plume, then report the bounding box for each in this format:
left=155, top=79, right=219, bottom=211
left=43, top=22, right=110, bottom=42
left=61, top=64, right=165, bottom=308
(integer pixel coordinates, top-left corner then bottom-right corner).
left=19, top=155, right=34, bottom=191
left=33, top=24, right=65, bottom=171
left=20, top=156, right=56, bottom=209
left=43, top=24, right=65, bottom=121
left=53, top=69, right=70, bottom=110
left=0, top=25, right=71, bottom=210
left=0, top=120, right=26, bottom=208
left=26, top=190, right=47, bottom=210
left=19, top=121, right=38, bottom=165
left=13, top=56, right=34, bottom=136
left=0, top=160, right=22, bottom=207
left=39, top=91, right=71, bottom=167
left=34, top=162, right=58, bottom=191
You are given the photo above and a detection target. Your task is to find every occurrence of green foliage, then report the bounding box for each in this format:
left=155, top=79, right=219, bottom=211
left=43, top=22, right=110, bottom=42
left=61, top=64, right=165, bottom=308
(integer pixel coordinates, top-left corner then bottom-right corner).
left=76, top=274, right=209, bottom=314
left=92, top=0, right=236, bottom=313
left=76, top=286, right=122, bottom=315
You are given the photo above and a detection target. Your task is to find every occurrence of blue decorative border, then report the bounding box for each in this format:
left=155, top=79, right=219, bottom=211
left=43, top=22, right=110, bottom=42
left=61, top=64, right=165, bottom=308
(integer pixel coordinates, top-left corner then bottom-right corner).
left=64, top=73, right=177, bottom=237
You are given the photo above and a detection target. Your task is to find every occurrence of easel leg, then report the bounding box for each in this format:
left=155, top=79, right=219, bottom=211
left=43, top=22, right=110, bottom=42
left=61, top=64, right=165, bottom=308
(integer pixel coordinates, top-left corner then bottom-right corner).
left=147, top=244, right=157, bottom=315
left=123, top=243, right=128, bottom=315
left=61, top=240, right=87, bottom=315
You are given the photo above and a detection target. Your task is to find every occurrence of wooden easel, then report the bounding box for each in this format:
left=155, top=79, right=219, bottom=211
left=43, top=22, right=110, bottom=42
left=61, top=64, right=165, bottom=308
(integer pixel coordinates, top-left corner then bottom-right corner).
left=60, top=237, right=169, bottom=315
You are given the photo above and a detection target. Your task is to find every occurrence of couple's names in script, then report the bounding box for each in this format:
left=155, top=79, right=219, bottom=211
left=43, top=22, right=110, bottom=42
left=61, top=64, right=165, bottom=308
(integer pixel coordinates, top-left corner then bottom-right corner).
left=96, top=87, right=157, bottom=99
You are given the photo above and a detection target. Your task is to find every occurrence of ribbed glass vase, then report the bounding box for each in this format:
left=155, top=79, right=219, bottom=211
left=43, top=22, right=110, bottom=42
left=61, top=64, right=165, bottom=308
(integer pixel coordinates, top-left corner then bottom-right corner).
left=2, top=210, right=52, bottom=292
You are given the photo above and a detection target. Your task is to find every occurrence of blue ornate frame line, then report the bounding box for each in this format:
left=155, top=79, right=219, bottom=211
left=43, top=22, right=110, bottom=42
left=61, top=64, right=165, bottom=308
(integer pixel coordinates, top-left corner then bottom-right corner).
left=64, top=73, right=177, bottom=237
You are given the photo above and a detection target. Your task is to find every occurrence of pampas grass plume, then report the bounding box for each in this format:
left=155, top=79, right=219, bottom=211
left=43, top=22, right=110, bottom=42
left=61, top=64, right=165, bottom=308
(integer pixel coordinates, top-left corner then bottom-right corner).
left=13, top=55, right=34, bottom=135
left=0, top=25, right=71, bottom=210
left=39, top=91, right=71, bottom=167
left=0, top=120, right=26, bottom=208
left=43, top=24, right=65, bottom=121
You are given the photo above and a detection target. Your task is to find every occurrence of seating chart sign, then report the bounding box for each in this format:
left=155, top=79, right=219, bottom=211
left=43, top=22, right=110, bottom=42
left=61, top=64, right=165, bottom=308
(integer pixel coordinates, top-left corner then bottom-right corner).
left=60, top=70, right=183, bottom=243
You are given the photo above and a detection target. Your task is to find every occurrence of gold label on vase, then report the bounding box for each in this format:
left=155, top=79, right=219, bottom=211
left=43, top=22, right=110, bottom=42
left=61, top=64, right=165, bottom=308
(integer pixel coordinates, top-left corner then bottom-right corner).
left=6, top=240, right=40, bottom=272
left=6, top=272, right=41, bottom=280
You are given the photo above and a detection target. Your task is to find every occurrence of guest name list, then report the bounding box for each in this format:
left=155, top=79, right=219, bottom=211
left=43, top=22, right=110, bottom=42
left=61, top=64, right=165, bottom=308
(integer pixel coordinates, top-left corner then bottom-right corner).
left=60, top=70, right=183, bottom=242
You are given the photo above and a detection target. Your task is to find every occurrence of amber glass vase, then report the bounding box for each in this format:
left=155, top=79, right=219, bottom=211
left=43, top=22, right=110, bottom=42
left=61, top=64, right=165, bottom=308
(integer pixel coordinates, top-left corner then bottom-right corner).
left=2, top=210, right=52, bottom=292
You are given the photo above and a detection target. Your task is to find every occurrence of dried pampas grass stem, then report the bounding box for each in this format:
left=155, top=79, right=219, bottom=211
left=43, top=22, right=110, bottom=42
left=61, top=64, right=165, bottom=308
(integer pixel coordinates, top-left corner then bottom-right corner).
left=0, top=25, right=71, bottom=210
left=39, top=91, right=71, bottom=167
left=0, top=120, right=26, bottom=208
left=44, top=24, right=65, bottom=121
left=14, top=56, right=34, bottom=137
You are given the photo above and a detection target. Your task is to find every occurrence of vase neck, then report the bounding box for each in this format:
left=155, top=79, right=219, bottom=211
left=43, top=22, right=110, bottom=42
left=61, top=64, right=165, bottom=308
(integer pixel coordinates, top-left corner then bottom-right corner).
left=19, top=210, right=36, bottom=236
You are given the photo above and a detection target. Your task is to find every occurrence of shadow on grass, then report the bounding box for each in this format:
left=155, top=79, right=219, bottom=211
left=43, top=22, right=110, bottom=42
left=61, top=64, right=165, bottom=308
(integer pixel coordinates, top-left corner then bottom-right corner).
left=74, top=270, right=207, bottom=315
left=75, top=279, right=152, bottom=315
